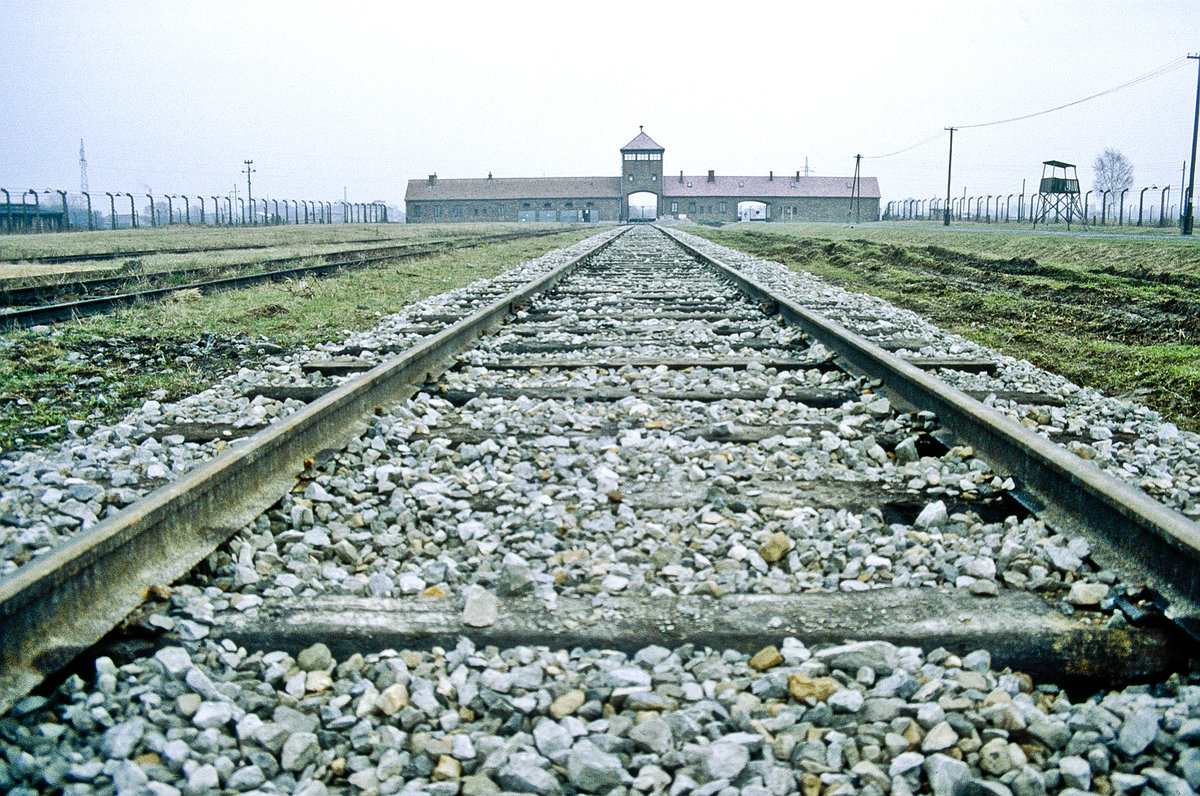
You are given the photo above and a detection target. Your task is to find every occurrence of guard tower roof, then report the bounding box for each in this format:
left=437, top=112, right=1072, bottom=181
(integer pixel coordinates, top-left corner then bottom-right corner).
left=1042, top=160, right=1075, bottom=169
left=621, top=127, right=664, bottom=152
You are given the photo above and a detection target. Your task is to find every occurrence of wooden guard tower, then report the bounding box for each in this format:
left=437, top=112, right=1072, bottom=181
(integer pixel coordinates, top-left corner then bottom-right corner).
left=1032, top=160, right=1087, bottom=229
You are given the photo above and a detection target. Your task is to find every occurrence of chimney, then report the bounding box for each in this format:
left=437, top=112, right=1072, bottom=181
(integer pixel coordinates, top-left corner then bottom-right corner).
left=796, top=171, right=800, bottom=181
left=487, top=172, right=493, bottom=180
left=427, top=173, right=437, bottom=186
left=679, top=170, right=684, bottom=184
left=769, top=171, right=774, bottom=181
left=707, top=170, right=715, bottom=183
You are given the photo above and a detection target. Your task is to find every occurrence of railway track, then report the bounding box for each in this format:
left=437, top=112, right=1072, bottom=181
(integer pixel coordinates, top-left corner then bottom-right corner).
left=0, top=233, right=464, bottom=266
left=2, top=225, right=1199, bottom=794
left=0, top=228, right=576, bottom=327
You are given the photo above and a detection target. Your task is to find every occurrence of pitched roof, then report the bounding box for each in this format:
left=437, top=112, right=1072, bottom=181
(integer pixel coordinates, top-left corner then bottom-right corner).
left=406, top=176, right=622, bottom=202
left=664, top=175, right=881, bottom=199
left=620, top=130, right=664, bottom=152
left=404, top=173, right=881, bottom=202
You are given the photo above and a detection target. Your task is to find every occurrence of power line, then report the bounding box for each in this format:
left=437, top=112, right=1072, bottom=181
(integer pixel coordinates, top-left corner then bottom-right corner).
left=864, top=57, right=1189, bottom=163
left=863, top=132, right=944, bottom=160
left=957, top=56, right=1190, bottom=129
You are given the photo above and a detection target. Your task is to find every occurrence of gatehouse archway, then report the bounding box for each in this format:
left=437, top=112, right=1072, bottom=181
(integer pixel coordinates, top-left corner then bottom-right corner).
left=737, top=201, right=769, bottom=221
left=627, top=191, right=658, bottom=221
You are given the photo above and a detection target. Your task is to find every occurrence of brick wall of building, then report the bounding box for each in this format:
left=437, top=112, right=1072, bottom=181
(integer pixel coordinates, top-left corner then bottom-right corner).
left=406, top=197, right=621, bottom=223
left=405, top=131, right=879, bottom=224
left=664, top=195, right=880, bottom=223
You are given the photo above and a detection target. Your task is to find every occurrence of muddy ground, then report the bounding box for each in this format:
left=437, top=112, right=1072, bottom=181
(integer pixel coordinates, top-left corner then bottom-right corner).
left=785, top=238, right=1200, bottom=346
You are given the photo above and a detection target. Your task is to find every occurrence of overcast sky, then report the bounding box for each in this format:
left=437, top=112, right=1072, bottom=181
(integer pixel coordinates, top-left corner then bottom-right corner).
left=3, top=1, right=1198, bottom=212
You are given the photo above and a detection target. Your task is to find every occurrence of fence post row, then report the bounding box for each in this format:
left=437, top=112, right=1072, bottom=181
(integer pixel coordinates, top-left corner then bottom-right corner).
left=1, top=188, right=392, bottom=232
left=881, top=184, right=1185, bottom=228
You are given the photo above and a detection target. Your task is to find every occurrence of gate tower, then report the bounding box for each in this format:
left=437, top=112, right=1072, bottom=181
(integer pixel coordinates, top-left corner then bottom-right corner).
left=620, top=127, right=664, bottom=222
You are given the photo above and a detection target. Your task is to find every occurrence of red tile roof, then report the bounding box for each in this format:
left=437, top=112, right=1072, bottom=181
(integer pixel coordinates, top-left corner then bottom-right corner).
left=664, top=175, right=880, bottom=199
left=405, top=173, right=880, bottom=202
left=405, top=176, right=622, bottom=202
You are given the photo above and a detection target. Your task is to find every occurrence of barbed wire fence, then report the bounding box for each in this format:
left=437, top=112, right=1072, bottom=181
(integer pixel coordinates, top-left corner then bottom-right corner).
left=0, top=188, right=392, bottom=234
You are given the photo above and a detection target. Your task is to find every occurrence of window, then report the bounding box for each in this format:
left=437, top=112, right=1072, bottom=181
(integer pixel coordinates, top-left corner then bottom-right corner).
left=474, top=208, right=480, bottom=215
left=670, top=201, right=678, bottom=213
left=686, top=181, right=692, bottom=188
left=523, top=202, right=531, bottom=208
left=651, top=175, right=657, bottom=181
left=434, top=205, right=442, bottom=217
left=413, top=205, right=422, bottom=217
left=453, top=205, right=463, bottom=216
left=649, top=153, right=662, bottom=160
left=628, top=175, right=634, bottom=182
left=624, top=153, right=636, bottom=160
left=719, top=202, right=726, bottom=213
left=565, top=201, right=573, bottom=207
left=738, top=181, right=745, bottom=188
left=543, top=202, right=551, bottom=208
left=497, top=204, right=504, bottom=215
left=688, top=202, right=696, bottom=213
left=636, top=153, right=649, bottom=160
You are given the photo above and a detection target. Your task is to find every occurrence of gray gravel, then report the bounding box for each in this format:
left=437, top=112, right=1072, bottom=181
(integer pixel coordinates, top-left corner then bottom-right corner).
left=669, top=228, right=1200, bottom=520
left=3, top=224, right=1199, bottom=793
left=3, top=636, right=1199, bottom=795
left=183, top=228, right=1115, bottom=619
left=0, top=230, right=624, bottom=577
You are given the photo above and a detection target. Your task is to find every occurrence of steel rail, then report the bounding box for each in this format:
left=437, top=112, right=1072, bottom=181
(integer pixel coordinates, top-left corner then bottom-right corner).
left=1, top=243, right=447, bottom=305
left=0, top=232, right=485, bottom=265
left=660, top=226, right=1200, bottom=632
left=1, top=242, right=377, bottom=266
left=1, top=254, right=429, bottom=327
left=0, top=228, right=577, bottom=307
left=0, top=229, right=587, bottom=327
left=0, top=228, right=627, bottom=716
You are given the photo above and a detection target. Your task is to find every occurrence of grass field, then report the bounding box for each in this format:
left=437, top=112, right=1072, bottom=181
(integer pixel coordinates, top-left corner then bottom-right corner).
left=688, top=221, right=1200, bottom=430
left=0, top=224, right=601, bottom=450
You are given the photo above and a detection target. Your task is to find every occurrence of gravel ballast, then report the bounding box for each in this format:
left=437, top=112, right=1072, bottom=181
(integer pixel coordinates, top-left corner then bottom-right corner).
left=2, top=636, right=1198, bottom=795
left=2, top=225, right=1199, bottom=794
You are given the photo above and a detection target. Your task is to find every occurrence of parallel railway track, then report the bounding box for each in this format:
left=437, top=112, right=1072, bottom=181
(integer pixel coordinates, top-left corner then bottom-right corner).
left=0, top=228, right=575, bottom=327
left=0, top=231, right=526, bottom=266
left=1, top=225, right=1198, bottom=794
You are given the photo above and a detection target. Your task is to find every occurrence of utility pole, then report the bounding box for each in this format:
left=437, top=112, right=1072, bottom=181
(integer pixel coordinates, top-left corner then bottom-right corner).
left=79, top=139, right=88, bottom=193
left=244, top=160, right=255, bottom=225
left=1183, top=53, right=1199, bottom=235
left=943, top=127, right=956, bottom=226
left=848, top=154, right=862, bottom=223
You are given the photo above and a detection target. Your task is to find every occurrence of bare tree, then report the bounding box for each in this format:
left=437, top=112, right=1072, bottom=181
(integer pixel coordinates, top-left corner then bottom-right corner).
left=1093, top=148, right=1134, bottom=195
